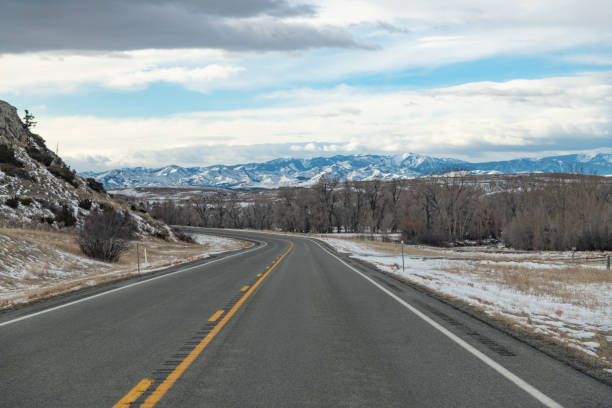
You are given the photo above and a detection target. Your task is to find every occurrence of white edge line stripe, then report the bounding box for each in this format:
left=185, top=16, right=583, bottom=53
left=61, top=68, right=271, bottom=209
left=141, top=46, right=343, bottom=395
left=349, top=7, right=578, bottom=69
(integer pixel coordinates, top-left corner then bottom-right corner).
left=311, top=239, right=563, bottom=408
left=0, top=238, right=267, bottom=328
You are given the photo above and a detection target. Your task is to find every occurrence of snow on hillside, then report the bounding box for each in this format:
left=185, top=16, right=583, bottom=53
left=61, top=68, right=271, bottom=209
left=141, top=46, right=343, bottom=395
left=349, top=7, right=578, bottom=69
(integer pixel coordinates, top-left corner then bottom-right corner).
left=82, top=153, right=612, bottom=189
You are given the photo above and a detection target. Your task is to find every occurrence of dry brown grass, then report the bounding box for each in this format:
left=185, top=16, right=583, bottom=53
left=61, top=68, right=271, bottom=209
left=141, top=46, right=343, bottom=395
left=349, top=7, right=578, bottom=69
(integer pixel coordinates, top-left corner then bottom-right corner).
left=319, top=235, right=612, bottom=264
left=440, top=261, right=612, bottom=309
left=0, top=228, right=250, bottom=309
left=321, top=237, right=440, bottom=257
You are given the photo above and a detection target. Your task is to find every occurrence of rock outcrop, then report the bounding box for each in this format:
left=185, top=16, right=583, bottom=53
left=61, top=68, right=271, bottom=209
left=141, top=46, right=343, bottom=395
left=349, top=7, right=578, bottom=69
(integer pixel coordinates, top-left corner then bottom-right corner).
left=0, top=100, right=173, bottom=238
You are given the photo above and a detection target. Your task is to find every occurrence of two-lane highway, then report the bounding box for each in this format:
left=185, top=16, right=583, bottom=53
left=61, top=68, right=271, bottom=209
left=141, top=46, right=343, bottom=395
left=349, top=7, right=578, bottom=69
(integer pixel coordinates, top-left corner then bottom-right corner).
left=1, top=229, right=611, bottom=407
left=0, top=232, right=284, bottom=407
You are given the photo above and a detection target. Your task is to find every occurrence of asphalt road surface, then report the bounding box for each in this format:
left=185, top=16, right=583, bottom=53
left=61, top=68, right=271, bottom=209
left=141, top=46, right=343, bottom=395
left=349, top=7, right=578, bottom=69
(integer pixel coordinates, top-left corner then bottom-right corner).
left=1, top=229, right=611, bottom=407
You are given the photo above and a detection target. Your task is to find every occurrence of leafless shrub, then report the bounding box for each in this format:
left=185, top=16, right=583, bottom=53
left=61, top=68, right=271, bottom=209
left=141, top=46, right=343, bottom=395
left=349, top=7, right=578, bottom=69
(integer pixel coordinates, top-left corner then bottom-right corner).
left=48, top=164, right=78, bottom=187
left=0, top=143, right=23, bottom=167
left=153, top=228, right=170, bottom=240
left=85, top=177, right=105, bottom=192
left=25, top=144, right=53, bottom=166
left=54, top=205, right=76, bottom=227
left=78, top=198, right=92, bottom=210
left=5, top=196, right=19, bottom=209
left=174, top=230, right=195, bottom=243
left=78, top=209, right=134, bottom=262
left=0, top=162, right=32, bottom=180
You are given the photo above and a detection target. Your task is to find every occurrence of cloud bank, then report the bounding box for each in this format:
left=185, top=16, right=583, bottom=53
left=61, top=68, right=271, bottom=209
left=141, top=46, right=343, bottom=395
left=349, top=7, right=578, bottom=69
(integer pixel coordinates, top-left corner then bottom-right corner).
left=33, top=73, right=611, bottom=171
left=0, top=0, right=361, bottom=53
left=1, top=1, right=610, bottom=96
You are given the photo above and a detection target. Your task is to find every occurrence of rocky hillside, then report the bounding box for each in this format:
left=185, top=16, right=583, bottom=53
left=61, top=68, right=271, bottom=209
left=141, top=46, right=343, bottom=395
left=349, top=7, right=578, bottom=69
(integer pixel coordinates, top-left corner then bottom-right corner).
left=0, top=100, right=173, bottom=238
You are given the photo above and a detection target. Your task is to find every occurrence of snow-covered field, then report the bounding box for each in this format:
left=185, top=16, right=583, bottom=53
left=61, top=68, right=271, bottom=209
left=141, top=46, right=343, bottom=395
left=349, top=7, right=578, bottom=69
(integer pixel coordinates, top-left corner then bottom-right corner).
left=319, top=236, right=612, bottom=369
left=0, top=228, right=250, bottom=309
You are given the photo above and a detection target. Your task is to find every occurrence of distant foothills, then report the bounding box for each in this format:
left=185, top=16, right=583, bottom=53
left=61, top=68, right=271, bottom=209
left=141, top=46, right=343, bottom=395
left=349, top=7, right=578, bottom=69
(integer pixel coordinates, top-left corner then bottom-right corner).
left=81, top=152, right=612, bottom=190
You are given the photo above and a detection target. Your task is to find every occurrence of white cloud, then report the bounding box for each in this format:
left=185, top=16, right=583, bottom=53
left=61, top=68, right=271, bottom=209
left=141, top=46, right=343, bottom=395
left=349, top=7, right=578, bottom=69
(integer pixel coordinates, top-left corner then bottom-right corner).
left=290, top=142, right=318, bottom=151
left=560, top=54, right=612, bottom=66
left=35, top=72, right=612, bottom=170
left=0, top=49, right=242, bottom=93
left=289, top=142, right=345, bottom=152
left=309, top=0, right=612, bottom=29
left=105, top=65, right=244, bottom=90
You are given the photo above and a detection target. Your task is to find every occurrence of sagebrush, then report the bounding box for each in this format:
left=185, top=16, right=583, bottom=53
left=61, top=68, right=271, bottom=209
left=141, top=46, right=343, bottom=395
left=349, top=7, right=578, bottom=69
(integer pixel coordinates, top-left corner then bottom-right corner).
left=78, top=210, right=134, bottom=262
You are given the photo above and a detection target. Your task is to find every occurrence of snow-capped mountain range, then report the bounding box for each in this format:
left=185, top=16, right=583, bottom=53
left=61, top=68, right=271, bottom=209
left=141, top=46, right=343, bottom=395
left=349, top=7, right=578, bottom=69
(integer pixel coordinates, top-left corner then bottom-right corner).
left=81, top=153, right=612, bottom=190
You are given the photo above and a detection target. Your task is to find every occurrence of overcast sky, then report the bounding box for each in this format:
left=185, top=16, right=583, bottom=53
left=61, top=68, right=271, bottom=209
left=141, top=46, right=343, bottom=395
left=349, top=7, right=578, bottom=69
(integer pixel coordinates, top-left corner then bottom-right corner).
left=1, top=0, right=611, bottom=171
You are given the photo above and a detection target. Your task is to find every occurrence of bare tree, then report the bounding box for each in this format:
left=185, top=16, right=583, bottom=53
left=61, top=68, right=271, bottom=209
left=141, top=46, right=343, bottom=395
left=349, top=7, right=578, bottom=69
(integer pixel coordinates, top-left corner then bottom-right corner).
left=313, top=176, right=338, bottom=232
left=143, top=173, right=611, bottom=251
left=191, top=194, right=210, bottom=226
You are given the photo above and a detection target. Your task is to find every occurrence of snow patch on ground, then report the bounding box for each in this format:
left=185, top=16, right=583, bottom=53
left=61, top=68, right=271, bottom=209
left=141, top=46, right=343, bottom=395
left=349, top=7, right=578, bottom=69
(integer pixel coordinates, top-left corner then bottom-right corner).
left=189, top=234, right=244, bottom=254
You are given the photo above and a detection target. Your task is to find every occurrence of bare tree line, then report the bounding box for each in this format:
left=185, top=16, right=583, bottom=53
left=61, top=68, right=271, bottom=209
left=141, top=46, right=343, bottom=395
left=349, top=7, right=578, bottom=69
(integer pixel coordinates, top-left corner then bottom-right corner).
left=144, top=174, right=611, bottom=250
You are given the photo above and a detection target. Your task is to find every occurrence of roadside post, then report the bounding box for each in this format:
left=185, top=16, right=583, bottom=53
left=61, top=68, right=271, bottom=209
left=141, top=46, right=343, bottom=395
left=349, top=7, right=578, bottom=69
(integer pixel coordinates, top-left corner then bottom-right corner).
left=401, top=240, right=405, bottom=273
left=137, top=243, right=140, bottom=275
left=144, top=247, right=148, bottom=265
left=607, top=255, right=610, bottom=271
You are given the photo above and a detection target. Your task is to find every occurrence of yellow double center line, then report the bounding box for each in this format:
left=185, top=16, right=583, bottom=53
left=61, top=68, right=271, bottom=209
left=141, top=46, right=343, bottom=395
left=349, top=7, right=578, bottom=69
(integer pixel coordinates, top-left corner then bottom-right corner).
left=113, top=240, right=293, bottom=408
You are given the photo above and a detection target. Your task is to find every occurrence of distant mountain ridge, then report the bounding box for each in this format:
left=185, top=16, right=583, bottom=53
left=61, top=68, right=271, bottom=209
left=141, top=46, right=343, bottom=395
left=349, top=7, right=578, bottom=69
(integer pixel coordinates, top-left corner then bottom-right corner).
left=81, top=152, right=612, bottom=190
